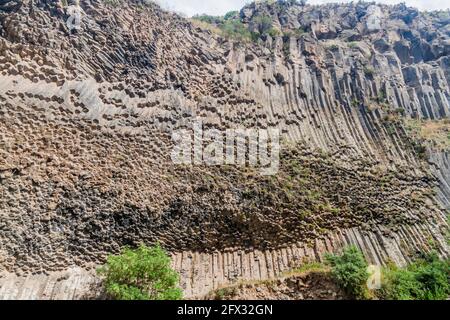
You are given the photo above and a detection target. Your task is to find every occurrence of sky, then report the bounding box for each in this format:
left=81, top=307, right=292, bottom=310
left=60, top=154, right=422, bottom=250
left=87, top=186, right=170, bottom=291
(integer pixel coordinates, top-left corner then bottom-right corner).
left=156, top=0, right=450, bottom=17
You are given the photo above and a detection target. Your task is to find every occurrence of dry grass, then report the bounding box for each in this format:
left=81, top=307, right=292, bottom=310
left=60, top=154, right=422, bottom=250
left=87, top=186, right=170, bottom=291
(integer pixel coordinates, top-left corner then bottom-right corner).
left=405, top=119, right=450, bottom=151
left=189, top=19, right=223, bottom=35
left=282, top=261, right=329, bottom=277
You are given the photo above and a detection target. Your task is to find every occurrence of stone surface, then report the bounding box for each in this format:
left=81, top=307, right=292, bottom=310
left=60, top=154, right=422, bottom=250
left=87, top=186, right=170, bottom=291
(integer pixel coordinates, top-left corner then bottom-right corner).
left=0, top=0, right=449, bottom=299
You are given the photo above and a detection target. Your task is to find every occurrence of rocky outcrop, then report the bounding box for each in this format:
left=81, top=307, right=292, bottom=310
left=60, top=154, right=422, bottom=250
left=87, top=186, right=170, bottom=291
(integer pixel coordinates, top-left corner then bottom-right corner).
left=0, top=0, right=449, bottom=299
left=204, top=272, right=349, bottom=300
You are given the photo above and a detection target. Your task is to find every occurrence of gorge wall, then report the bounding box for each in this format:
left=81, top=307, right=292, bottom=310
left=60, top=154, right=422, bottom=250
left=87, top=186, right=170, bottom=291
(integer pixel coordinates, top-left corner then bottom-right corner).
left=0, top=0, right=449, bottom=298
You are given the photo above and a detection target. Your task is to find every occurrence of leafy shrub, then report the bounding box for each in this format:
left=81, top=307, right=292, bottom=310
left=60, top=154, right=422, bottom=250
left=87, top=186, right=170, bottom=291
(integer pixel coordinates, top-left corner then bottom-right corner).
left=267, top=28, right=281, bottom=37
left=325, top=246, right=369, bottom=299
left=214, top=287, right=239, bottom=300
left=192, top=15, right=252, bottom=41
left=252, top=15, right=274, bottom=35
left=380, top=253, right=450, bottom=300
left=192, top=12, right=282, bottom=42
left=192, top=14, right=223, bottom=25
left=97, top=244, right=183, bottom=300
left=220, top=19, right=252, bottom=41
left=412, top=141, right=427, bottom=159
left=224, top=10, right=239, bottom=20
left=321, top=247, right=449, bottom=300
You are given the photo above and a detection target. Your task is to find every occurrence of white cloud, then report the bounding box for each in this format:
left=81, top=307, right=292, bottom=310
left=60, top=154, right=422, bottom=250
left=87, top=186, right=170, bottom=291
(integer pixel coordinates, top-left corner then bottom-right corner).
left=156, top=0, right=450, bottom=17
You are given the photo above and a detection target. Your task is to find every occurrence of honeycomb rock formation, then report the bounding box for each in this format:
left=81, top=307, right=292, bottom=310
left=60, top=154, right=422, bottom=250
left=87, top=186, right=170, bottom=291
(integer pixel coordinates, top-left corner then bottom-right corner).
left=0, top=0, right=449, bottom=298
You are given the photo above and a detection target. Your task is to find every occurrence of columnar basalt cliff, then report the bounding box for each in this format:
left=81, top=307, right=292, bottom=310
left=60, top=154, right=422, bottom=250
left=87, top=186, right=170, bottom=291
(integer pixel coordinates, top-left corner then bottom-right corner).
left=0, top=0, right=449, bottom=299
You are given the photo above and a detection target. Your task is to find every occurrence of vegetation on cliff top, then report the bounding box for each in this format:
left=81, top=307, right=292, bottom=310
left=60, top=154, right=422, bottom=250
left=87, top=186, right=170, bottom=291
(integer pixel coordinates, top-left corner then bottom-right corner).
left=191, top=8, right=286, bottom=42
left=191, top=14, right=274, bottom=42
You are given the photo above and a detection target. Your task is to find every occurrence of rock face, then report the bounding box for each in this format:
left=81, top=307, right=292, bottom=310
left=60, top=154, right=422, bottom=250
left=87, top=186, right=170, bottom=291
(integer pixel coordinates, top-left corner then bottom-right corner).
left=0, top=0, right=449, bottom=298
left=205, top=271, right=349, bottom=300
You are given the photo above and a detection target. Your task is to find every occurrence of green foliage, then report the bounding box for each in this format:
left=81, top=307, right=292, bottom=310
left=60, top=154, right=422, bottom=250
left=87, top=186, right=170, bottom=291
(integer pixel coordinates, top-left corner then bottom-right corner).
left=97, top=244, right=183, bottom=300
left=405, top=119, right=450, bottom=152
left=253, top=15, right=271, bottom=33
left=412, top=140, right=427, bottom=159
left=224, top=10, right=239, bottom=20
left=192, top=14, right=252, bottom=41
left=142, top=0, right=154, bottom=6
left=327, top=44, right=339, bottom=51
left=214, top=287, right=238, bottom=300
left=283, top=28, right=306, bottom=38
left=252, top=15, right=277, bottom=36
left=213, top=246, right=449, bottom=301
left=393, top=108, right=406, bottom=116
left=364, top=67, right=375, bottom=77
left=291, top=261, right=327, bottom=274
left=192, top=14, right=223, bottom=25
left=103, top=0, right=122, bottom=7
left=377, top=91, right=387, bottom=103
left=268, top=28, right=281, bottom=37
left=380, top=253, right=450, bottom=300
left=325, top=246, right=370, bottom=299
left=192, top=12, right=283, bottom=42
left=220, top=19, right=253, bottom=41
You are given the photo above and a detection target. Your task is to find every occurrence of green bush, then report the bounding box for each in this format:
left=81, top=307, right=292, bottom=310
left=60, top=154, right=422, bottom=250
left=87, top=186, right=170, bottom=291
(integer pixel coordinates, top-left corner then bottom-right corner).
left=224, top=10, right=239, bottom=20
left=192, top=14, right=252, bottom=41
left=192, top=12, right=282, bottom=42
left=380, top=253, right=450, bottom=300
left=252, top=15, right=273, bottom=35
left=267, top=28, right=281, bottom=37
left=97, top=244, right=183, bottom=300
left=325, top=246, right=369, bottom=299
left=324, top=247, right=449, bottom=300
left=192, top=14, right=223, bottom=25
left=220, top=19, right=252, bottom=41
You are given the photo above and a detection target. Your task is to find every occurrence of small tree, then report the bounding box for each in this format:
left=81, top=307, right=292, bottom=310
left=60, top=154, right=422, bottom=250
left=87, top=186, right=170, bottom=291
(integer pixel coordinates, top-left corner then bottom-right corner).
left=221, top=19, right=252, bottom=41
left=252, top=15, right=274, bottom=35
left=325, top=246, right=369, bottom=299
left=224, top=10, right=239, bottom=20
left=98, top=244, right=183, bottom=300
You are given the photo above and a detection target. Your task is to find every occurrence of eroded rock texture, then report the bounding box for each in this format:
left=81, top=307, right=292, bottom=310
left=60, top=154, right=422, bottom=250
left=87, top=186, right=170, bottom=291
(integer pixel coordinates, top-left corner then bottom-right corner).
left=205, top=272, right=349, bottom=300
left=0, top=0, right=449, bottom=298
